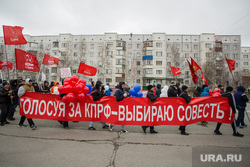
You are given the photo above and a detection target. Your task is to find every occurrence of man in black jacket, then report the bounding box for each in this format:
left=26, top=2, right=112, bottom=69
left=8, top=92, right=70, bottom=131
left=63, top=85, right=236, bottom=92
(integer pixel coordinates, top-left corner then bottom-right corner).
left=0, top=82, right=12, bottom=126
left=167, top=82, right=181, bottom=97
left=7, top=79, right=18, bottom=120
left=214, top=86, right=244, bottom=137
left=193, top=86, right=202, bottom=98
left=89, top=81, right=108, bottom=130
left=142, top=85, right=158, bottom=134
left=156, top=84, right=161, bottom=97
left=179, top=85, right=191, bottom=135
left=58, top=79, right=69, bottom=129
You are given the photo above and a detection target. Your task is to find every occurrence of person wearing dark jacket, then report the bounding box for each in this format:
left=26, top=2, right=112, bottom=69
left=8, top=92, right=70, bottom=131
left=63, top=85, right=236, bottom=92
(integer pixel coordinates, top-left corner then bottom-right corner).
left=179, top=85, right=191, bottom=135
left=0, top=82, right=12, bottom=126
left=32, top=82, right=40, bottom=92
left=7, top=79, right=18, bottom=120
left=109, top=81, right=128, bottom=133
left=88, top=81, right=108, bottom=130
left=40, top=81, right=50, bottom=93
left=214, top=86, right=244, bottom=137
left=155, top=84, right=161, bottom=97
left=193, top=86, right=202, bottom=98
left=58, top=79, right=69, bottom=128
left=234, top=86, right=249, bottom=128
left=142, top=85, right=158, bottom=134
left=167, top=82, right=180, bottom=97
left=218, top=85, right=224, bottom=93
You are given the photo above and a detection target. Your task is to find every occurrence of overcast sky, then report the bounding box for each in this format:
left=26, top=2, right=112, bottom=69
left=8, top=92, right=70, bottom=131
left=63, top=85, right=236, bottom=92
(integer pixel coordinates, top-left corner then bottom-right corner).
left=0, top=0, right=250, bottom=45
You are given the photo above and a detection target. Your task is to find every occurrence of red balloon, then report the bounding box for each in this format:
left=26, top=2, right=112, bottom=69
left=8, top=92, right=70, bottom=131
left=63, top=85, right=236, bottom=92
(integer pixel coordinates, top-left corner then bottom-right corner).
left=73, top=84, right=84, bottom=93
left=58, top=85, right=65, bottom=94
left=83, top=86, right=89, bottom=94
left=77, top=93, right=85, bottom=101
left=70, top=75, right=79, bottom=84
left=209, top=90, right=213, bottom=96
left=63, top=78, right=71, bottom=86
left=62, top=96, right=69, bottom=103
left=213, top=88, right=221, bottom=93
left=213, top=93, right=221, bottom=97
left=78, top=79, right=86, bottom=86
left=65, top=85, right=73, bottom=93
left=66, top=93, right=76, bottom=102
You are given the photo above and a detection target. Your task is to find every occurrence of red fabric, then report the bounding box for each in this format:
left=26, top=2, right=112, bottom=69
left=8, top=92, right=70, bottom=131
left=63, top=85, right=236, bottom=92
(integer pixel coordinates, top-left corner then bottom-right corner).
left=3, top=25, right=27, bottom=45
left=78, top=62, right=97, bottom=76
left=42, top=54, right=60, bottom=65
left=187, top=60, right=199, bottom=84
left=15, top=49, right=40, bottom=72
left=201, top=71, right=209, bottom=86
left=190, top=57, right=201, bottom=73
left=225, top=58, right=235, bottom=72
left=170, top=66, right=182, bottom=76
left=0, top=61, right=13, bottom=70
left=19, top=92, right=234, bottom=126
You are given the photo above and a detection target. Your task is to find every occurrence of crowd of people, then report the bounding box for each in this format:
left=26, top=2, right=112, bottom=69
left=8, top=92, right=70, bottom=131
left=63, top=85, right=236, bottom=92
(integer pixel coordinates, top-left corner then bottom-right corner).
left=0, top=78, right=249, bottom=137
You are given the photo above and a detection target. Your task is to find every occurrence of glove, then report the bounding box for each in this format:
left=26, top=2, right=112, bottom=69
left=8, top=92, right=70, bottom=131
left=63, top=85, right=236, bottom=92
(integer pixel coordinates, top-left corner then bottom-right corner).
left=123, top=92, right=128, bottom=97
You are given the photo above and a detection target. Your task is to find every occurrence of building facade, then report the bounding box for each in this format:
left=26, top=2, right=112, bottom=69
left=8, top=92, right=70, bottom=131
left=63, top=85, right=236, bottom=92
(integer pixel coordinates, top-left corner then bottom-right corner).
left=0, top=33, right=249, bottom=88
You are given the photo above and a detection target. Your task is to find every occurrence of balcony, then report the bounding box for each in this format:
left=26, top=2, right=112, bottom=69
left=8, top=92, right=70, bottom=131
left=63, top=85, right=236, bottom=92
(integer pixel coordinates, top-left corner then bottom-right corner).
left=116, top=40, right=126, bottom=50
left=143, top=41, right=153, bottom=48
left=215, top=41, right=222, bottom=52
left=27, top=42, right=38, bottom=52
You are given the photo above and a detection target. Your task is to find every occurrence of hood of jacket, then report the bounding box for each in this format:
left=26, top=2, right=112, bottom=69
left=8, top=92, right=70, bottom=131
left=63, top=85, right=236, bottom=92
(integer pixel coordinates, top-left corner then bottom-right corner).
left=95, top=81, right=103, bottom=90
left=237, top=86, right=246, bottom=92
left=195, top=86, right=202, bottom=93
left=54, top=81, right=59, bottom=86
left=25, top=78, right=31, bottom=84
left=10, top=79, right=17, bottom=88
left=157, top=84, right=161, bottom=89
left=203, top=87, right=209, bottom=92
left=118, top=81, right=125, bottom=90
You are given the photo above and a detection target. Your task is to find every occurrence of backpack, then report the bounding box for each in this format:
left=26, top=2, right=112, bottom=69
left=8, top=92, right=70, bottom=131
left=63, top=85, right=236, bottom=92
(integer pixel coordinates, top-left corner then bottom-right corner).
left=114, top=89, right=122, bottom=96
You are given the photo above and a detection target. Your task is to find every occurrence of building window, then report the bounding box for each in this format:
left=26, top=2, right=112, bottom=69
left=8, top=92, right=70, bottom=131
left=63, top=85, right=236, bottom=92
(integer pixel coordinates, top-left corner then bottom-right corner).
left=167, top=53, right=171, bottom=58
left=136, top=52, right=141, bottom=57
left=194, top=53, right=198, bottom=58
left=235, top=63, right=238, bottom=68
left=224, top=54, right=229, bottom=58
left=51, top=67, right=57, bottom=73
left=72, top=69, right=77, bottom=73
left=128, top=44, right=132, bottom=49
left=233, top=45, right=237, bottom=50
left=243, top=55, right=248, bottom=58
left=53, top=42, right=59, bottom=47
left=167, top=62, right=171, bottom=66
left=137, top=61, right=141, bottom=66
left=137, top=44, right=141, bottom=48
left=185, top=44, right=189, bottom=49
left=74, top=52, right=77, bottom=57
left=194, top=45, right=198, bottom=50
left=89, top=61, right=93, bottom=66
left=185, top=62, right=188, bottom=67
left=116, top=50, right=124, bottom=56
left=51, top=76, right=57, bottom=81
left=74, top=44, right=78, bottom=48
left=98, top=52, right=103, bottom=57
left=144, top=59, right=152, bottom=65
left=243, top=62, right=249, bottom=66
left=176, top=44, right=180, bottom=49
left=156, top=51, right=162, bottom=56
left=98, top=61, right=102, bottom=66
left=107, top=42, right=113, bottom=48
left=206, top=52, right=212, bottom=57
left=116, top=59, right=125, bottom=65
left=176, top=62, right=180, bottom=67
left=106, top=78, right=112, bottom=82
left=156, top=61, right=162, bottom=65
left=224, top=45, right=228, bottom=50
left=185, top=53, right=189, bottom=58
left=107, top=51, right=113, bottom=56
left=60, top=60, right=65, bottom=65
left=90, top=44, right=94, bottom=49
left=167, top=44, right=171, bottom=48
left=107, top=60, right=112, bottom=65
left=106, top=69, right=112, bottom=74
left=116, top=67, right=124, bottom=73
left=82, top=52, right=86, bottom=57
left=61, top=43, right=67, bottom=47
left=156, top=70, right=162, bottom=74
left=137, top=70, right=140, bottom=75
left=82, top=44, right=86, bottom=49
left=156, top=43, right=162, bottom=47
left=205, top=43, right=212, bottom=48
left=185, top=80, right=189, bottom=85
left=61, top=52, right=67, bottom=56
left=145, top=68, right=153, bottom=74
left=136, top=79, right=141, bottom=84
left=185, top=71, right=189, bottom=76
left=146, top=51, right=152, bottom=55
left=90, top=52, right=94, bottom=57
left=233, top=54, right=238, bottom=59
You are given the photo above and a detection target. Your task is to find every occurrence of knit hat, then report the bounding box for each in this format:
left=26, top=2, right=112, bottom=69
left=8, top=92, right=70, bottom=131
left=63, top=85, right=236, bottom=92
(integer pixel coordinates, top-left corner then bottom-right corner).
left=2, top=82, right=9, bottom=87
left=182, top=85, right=188, bottom=91
left=147, top=85, right=153, bottom=90
left=226, top=86, right=233, bottom=92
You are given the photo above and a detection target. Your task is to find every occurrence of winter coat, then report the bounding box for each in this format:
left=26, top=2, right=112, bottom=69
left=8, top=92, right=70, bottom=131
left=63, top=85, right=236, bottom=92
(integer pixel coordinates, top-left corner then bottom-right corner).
left=222, top=91, right=237, bottom=114
left=234, top=86, right=249, bottom=107
left=115, top=82, right=125, bottom=102
left=0, top=87, right=11, bottom=104
left=167, top=86, right=178, bottom=97
left=92, top=81, right=105, bottom=101
left=200, top=87, right=209, bottom=97
left=193, top=86, right=202, bottom=98
left=10, top=79, right=18, bottom=104
left=18, top=79, right=35, bottom=97
left=32, top=83, right=40, bottom=92
left=105, top=83, right=112, bottom=96
left=51, top=81, right=59, bottom=94
left=179, top=91, right=191, bottom=104
left=156, top=84, right=161, bottom=97
left=147, top=90, right=158, bottom=102
left=40, top=81, right=50, bottom=93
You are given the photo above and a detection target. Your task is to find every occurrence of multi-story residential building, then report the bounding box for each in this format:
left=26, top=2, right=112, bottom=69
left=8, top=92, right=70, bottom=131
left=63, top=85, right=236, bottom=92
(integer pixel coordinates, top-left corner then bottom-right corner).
left=0, top=33, right=248, bottom=88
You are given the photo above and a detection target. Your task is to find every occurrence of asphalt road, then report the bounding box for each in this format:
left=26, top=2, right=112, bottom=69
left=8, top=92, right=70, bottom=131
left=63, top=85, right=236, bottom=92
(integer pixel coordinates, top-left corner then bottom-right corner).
left=0, top=105, right=250, bottom=167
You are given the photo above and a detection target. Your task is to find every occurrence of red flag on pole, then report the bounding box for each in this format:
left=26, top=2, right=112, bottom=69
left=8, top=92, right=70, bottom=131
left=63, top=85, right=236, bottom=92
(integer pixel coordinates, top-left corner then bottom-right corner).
left=201, top=71, right=209, bottom=86
left=170, top=66, right=182, bottom=76
left=42, top=54, right=60, bottom=65
left=3, top=25, right=27, bottom=45
left=187, top=59, right=199, bottom=84
left=0, top=61, right=13, bottom=70
left=190, top=57, right=201, bottom=73
left=78, top=62, right=97, bottom=76
left=225, top=57, right=235, bottom=73
left=15, top=49, right=40, bottom=72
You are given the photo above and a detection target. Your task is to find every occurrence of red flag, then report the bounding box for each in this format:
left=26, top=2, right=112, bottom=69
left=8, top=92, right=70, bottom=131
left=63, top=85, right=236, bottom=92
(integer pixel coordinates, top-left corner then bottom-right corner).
left=187, top=59, right=199, bottom=84
left=3, top=25, right=27, bottom=45
left=190, top=57, right=201, bottom=73
left=170, top=66, right=182, bottom=76
left=201, top=71, right=209, bottom=86
left=0, top=61, right=13, bottom=70
left=15, top=49, right=40, bottom=72
left=225, top=57, right=235, bottom=73
left=42, top=54, right=60, bottom=65
left=78, top=62, right=97, bottom=76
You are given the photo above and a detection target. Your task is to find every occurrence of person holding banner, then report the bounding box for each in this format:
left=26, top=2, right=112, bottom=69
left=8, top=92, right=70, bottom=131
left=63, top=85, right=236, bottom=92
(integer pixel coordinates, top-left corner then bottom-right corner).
left=109, top=81, right=128, bottom=133
left=179, top=85, right=191, bottom=135
left=17, top=79, right=37, bottom=130
left=7, top=79, right=19, bottom=120
left=58, top=79, right=69, bottom=129
left=167, top=82, right=181, bottom=97
left=142, top=85, right=158, bottom=134
left=40, top=81, right=50, bottom=94
left=0, top=82, right=12, bottom=126
left=214, top=86, right=244, bottom=137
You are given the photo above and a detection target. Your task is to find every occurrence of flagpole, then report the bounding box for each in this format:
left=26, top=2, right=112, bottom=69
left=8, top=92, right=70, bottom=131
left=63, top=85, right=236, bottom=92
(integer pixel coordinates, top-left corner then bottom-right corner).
left=2, top=33, right=10, bottom=81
